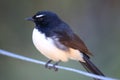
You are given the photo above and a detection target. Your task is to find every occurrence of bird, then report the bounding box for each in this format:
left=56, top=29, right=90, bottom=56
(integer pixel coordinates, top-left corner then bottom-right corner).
left=26, top=11, right=105, bottom=79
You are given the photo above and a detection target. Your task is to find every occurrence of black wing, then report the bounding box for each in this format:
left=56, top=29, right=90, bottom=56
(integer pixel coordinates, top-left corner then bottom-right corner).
left=53, top=24, right=92, bottom=56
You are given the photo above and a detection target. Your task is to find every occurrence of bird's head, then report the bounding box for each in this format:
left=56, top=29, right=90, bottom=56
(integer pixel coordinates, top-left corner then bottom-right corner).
left=26, top=11, right=61, bottom=27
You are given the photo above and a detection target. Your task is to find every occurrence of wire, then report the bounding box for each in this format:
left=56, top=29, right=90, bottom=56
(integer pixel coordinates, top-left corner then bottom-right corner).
left=0, top=49, right=118, bottom=80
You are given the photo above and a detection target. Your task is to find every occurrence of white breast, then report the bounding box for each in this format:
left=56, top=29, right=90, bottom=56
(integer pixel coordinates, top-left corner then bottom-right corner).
left=32, top=28, right=85, bottom=62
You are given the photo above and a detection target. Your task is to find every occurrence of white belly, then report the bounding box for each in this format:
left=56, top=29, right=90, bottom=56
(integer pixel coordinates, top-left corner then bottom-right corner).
left=32, top=28, right=84, bottom=62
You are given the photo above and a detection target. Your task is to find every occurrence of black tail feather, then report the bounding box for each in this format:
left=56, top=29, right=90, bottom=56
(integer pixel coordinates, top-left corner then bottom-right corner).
left=79, top=55, right=105, bottom=80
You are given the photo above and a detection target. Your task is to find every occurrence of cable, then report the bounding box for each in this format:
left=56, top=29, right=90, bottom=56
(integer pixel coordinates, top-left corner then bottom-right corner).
left=0, top=49, right=118, bottom=80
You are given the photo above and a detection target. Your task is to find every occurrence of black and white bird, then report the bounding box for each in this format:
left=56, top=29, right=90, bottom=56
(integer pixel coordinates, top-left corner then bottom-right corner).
left=26, top=11, right=104, bottom=79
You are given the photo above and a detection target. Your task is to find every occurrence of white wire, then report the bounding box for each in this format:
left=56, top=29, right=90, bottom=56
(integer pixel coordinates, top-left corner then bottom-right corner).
left=0, top=49, right=118, bottom=80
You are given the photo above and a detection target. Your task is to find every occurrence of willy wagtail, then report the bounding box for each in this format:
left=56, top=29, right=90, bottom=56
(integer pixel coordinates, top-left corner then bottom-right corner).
left=26, top=11, right=105, bottom=79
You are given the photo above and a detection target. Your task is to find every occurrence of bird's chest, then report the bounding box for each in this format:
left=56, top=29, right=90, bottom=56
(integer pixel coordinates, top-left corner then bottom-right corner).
left=32, top=28, right=69, bottom=62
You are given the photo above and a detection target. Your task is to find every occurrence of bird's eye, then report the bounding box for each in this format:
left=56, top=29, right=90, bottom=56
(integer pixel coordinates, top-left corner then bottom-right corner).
left=35, top=14, right=45, bottom=21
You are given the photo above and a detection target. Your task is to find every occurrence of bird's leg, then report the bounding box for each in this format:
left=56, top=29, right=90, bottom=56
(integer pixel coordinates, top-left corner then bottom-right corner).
left=53, top=60, right=61, bottom=71
left=45, top=60, right=52, bottom=69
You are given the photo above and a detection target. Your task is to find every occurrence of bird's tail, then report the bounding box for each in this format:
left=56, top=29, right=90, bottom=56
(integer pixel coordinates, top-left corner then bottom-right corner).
left=79, top=55, right=105, bottom=80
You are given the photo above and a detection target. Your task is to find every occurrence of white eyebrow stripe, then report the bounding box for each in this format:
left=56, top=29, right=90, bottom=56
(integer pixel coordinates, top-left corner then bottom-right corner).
left=36, top=14, right=44, bottom=18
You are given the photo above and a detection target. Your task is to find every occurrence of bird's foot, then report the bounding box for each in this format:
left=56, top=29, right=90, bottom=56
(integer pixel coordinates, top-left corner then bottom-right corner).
left=45, top=60, right=52, bottom=69
left=52, top=61, right=61, bottom=71
left=45, top=60, right=61, bottom=71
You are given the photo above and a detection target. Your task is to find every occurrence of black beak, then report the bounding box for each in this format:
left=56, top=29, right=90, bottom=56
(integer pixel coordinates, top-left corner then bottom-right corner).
left=25, top=17, right=34, bottom=21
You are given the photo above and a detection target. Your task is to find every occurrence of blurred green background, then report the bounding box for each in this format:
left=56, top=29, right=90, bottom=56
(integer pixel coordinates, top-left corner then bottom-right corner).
left=0, top=0, right=120, bottom=80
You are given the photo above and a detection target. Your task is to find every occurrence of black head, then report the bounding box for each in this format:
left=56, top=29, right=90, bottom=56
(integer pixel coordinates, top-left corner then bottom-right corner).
left=26, top=11, right=62, bottom=27
left=26, top=11, right=73, bottom=37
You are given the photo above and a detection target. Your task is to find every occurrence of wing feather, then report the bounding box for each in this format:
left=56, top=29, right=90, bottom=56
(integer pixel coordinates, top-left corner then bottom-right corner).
left=54, top=30, right=92, bottom=56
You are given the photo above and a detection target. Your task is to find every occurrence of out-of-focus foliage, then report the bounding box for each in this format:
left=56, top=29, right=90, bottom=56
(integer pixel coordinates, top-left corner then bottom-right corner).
left=0, top=0, right=120, bottom=80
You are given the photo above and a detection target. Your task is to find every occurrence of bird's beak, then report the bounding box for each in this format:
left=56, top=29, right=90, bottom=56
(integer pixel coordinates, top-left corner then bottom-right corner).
left=25, top=17, right=34, bottom=21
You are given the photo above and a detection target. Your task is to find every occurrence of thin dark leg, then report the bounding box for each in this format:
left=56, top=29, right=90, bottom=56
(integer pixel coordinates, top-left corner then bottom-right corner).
left=45, top=60, right=52, bottom=69
left=53, top=60, right=61, bottom=71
